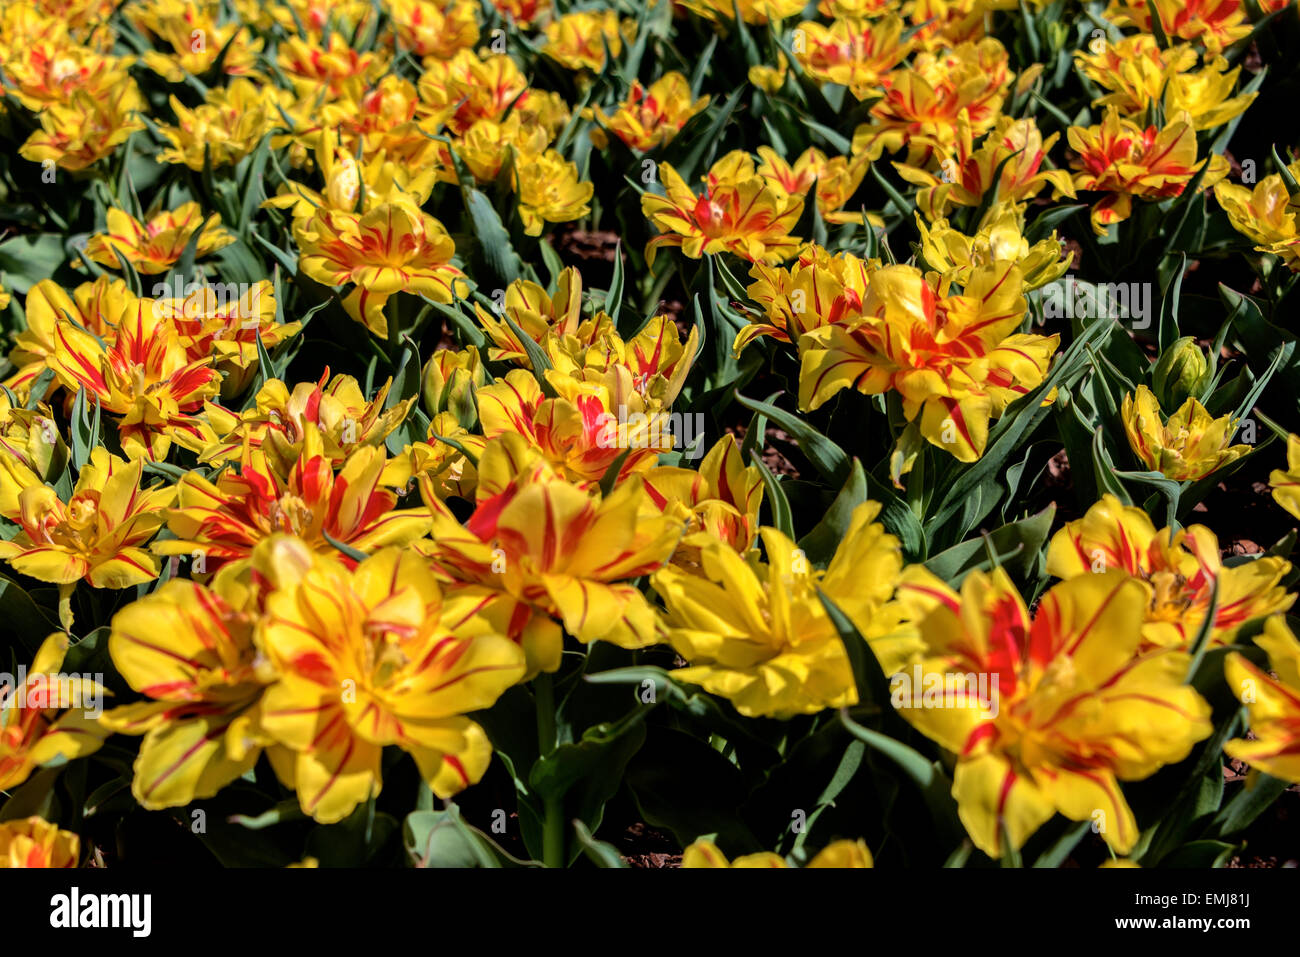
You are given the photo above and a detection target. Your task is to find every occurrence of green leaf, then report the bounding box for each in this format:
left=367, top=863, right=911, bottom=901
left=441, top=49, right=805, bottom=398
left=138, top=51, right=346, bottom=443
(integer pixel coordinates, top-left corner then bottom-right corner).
left=603, top=241, right=625, bottom=325
left=0, top=767, right=62, bottom=823
left=819, top=589, right=891, bottom=714
left=464, top=187, right=523, bottom=284
left=404, top=805, right=537, bottom=868
left=1157, top=840, right=1235, bottom=868
left=572, top=820, right=628, bottom=868
left=929, top=316, right=1114, bottom=532
left=0, top=573, right=61, bottom=657
left=797, top=459, right=867, bottom=564
left=0, top=233, right=66, bottom=293
left=1210, top=773, right=1290, bottom=839
left=733, top=392, right=850, bottom=485
left=626, top=725, right=764, bottom=854
left=674, top=86, right=744, bottom=182
left=750, top=450, right=794, bottom=539
left=923, top=505, right=1056, bottom=585
left=527, top=705, right=651, bottom=864
left=864, top=469, right=926, bottom=561
left=323, top=530, right=369, bottom=563
left=1032, top=821, right=1091, bottom=868
left=838, top=709, right=964, bottom=847
left=503, top=311, right=557, bottom=396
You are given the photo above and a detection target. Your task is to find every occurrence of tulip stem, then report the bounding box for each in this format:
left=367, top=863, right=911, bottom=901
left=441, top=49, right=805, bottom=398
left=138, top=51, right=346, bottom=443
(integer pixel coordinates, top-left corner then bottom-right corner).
left=534, top=673, right=564, bottom=868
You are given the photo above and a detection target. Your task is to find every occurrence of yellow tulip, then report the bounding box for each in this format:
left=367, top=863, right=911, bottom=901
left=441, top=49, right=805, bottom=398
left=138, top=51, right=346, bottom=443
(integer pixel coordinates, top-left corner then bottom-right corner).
left=0, top=817, right=80, bottom=868
left=159, top=427, right=431, bottom=575
left=593, top=72, right=709, bottom=152
left=791, top=16, right=911, bottom=101
left=473, top=268, right=586, bottom=367
left=541, top=11, right=624, bottom=72
left=1, top=634, right=107, bottom=791
left=640, top=435, right=765, bottom=565
left=1122, top=384, right=1250, bottom=481
left=1067, top=109, right=1207, bottom=235
left=100, top=573, right=278, bottom=809
left=916, top=204, right=1071, bottom=291
left=513, top=149, right=594, bottom=237
left=427, top=433, right=684, bottom=651
left=799, top=262, right=1057, bottom=462
left=898, top=115, right=1075, bottom=221
left=46, top=305, right=222, bottom=461
left=895, top=567, right=1212, bottom=857
left=1102, top=0, right=1249, bottom=56
left=642, top=151, right=804, bottom=266
left=3, top=277, right=135, bottom=399
left=1075, top=36, right=1256, bottom=132
left=86, top=203, right=234, bottom=275
left=1215, top=169, right=1300, bottom=272
left=200, top=373, right=413, bottom=475
left=19, top=85, right=145, bottom=172
left=1224, top=616, right=1300, bottom=784
left=255, top=536, right=526, bottom=822
left=1269, top=434, right=1300, bottom=520
left=738, top=246, right=879, bottom=355
left=155, top=80, right=291, bottom=170
left=0, top=448, right=172, bottom=588
left=1046, top=494, right=1293, bottom=651
left=652, top=502, right=913, bottom=718
left=295, top=203, right=468, bottom=338
left=682, top=838, right=873, bottom=867
left=851, top=39, right=1012, bottom=164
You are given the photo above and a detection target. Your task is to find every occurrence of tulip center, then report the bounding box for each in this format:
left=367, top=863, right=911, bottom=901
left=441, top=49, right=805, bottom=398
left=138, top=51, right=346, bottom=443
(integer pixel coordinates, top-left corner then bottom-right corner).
left=366, top=634, right=411, bottom=687
left=267, top=494, right=315, bottom=536
left=66, top=492, right=100, bottom=534
left=1144, top=570, right=1193, bottom=621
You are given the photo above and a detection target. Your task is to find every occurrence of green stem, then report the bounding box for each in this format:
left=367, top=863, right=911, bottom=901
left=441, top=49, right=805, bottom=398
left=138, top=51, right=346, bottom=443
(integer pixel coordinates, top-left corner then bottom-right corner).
left=534, top=673, right=563, bottom=868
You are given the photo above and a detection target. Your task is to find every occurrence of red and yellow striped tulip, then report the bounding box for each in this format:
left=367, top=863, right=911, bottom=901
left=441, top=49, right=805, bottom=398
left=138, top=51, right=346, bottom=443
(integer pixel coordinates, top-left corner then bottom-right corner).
left=799, top=262, right=1057, bottom=462
left=1122, top=384, right=1250, bottom=481
left=159, top=428, right=430, bottom=573
left=895, top=567, right=1212, bottom=857
left=100, top=574, right=279, bottom=808
left=255, top=536, right=526, bottom=822
left=46, top=304, right=222, bottom=461
left=1046, top=494, right=1293, bottom=651
left=0, top=448, right=172, bottom=589
left=0, top=817, right=80, bottom=868
left=1, top=634, right=107, bottom=791
left=1224, top=616, right=1300, bottom=784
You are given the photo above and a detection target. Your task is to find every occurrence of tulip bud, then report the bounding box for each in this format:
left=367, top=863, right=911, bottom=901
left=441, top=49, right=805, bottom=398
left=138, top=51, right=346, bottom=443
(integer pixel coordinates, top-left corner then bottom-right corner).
left=1151, top=337, right=1209, bottom=410
left=325, top=152, right=361, bottom=211
left=1046, top=22, right=1069, bottom=52
left=421, top=346, right=483, bottom=428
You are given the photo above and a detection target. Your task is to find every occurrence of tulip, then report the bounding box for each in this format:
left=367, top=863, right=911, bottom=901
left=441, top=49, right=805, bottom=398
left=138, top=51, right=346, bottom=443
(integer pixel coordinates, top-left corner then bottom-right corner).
left=256, top=537, right=526, bottom=822
left=0, top=449, right=172, bottom=589
left=1224, top=616, right=1300, bottom=784
left=1122, top=384, right=1249, bottom=481
left=652, top=502, right=913, bottom=718
left=1046, top=494, right=1293, bottom=651
left=0, top=817, right=80, bottom=868
left=896, top=567, right=1212, bottom=857
left=0, top=635, right=107, bottom=792
left=1150, top=337, right=1210, bottom=411
left=85, top=204, right=235, bottom=275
